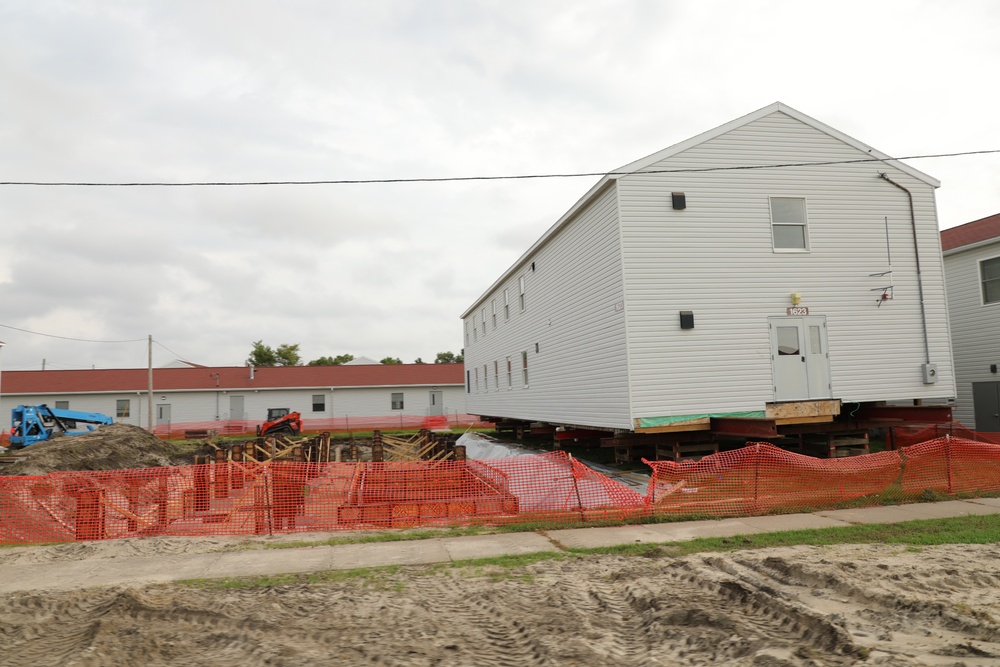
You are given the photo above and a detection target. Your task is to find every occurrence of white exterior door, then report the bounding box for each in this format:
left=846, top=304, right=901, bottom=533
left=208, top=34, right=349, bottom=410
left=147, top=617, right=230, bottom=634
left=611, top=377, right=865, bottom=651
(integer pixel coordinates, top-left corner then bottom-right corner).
left=428, top=391, right=444, bottom=416
left=156, top=404, right=171, bottom=425
left=229, top=395, right=245, bottom=421
left=769, top=316, right=831, bottom=402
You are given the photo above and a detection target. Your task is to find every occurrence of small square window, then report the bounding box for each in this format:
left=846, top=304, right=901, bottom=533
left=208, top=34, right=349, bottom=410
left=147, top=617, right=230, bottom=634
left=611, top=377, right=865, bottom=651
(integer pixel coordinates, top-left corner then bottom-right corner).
left=981, top=256, right=1000, bottom=305
left=116, top=399, right=130, bottom=418
left=391, top=393, right=404, bottom=410
left=770, top=197, right=808, bottom=250
left=312, top=394, right=326, bottom=412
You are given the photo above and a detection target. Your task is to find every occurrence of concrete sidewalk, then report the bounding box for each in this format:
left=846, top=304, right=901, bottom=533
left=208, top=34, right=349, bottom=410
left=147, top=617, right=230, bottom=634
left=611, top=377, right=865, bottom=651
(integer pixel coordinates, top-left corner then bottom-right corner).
left=3, top=497, right=999, bottom=595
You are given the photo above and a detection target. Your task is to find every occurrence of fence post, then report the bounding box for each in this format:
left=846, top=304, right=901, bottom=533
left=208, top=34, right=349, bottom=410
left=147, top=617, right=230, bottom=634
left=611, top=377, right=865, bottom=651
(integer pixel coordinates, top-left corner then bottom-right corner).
left=945, top=434, right=954, bottom=495
left=568, top=453, right=586, bottom=522
left=753, top=444, right=761, bottom=514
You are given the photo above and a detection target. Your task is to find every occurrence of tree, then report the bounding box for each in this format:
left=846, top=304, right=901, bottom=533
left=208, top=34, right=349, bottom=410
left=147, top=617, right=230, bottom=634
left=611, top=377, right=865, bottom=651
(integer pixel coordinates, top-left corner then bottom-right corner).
left=247, top=340, right=278, bottom=367
left=275, top=343, right=302, bottom=367
left=308, top=353, right=355, bottom=366
left=413, top=357, right=425, bottom=364
left=248, top=341, right=302, bottom=367
left=435, top=351, right=463, bottom=364
left=380, top=357, right=403, bottom=364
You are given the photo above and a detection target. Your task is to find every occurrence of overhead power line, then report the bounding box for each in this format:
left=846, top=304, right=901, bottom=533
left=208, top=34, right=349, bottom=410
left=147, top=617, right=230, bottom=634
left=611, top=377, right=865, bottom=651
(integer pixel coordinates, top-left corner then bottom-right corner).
left=0, top=322, right=146, bottom=344
left=0, top=149, right=997, bottom=187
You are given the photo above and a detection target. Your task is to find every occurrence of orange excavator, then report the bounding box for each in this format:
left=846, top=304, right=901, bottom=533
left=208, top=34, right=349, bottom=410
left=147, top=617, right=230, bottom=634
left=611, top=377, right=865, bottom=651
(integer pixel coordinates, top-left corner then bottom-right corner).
left=256, top=408, right=302, bottom=437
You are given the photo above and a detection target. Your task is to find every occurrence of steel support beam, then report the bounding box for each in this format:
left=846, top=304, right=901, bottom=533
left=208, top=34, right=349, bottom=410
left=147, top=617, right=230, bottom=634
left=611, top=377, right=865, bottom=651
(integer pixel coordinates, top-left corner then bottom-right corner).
left=853, top=405, right=952, bottom=423
left=710, top=417, right=779, bottom=439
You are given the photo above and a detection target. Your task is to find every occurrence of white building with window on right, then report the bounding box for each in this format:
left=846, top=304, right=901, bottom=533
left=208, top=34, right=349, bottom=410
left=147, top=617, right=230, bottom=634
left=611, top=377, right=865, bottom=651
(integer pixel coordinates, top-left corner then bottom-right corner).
left=942, top=213, right=1000, bottom=431
left=461, top=102, right=955, bottom=443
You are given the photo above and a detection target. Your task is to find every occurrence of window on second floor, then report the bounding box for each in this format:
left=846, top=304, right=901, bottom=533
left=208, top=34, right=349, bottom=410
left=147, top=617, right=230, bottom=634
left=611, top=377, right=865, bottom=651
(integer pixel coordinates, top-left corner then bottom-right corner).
left=982, top=256, right=1000, bottom=305
left=770, top=197, right=808, bottom=251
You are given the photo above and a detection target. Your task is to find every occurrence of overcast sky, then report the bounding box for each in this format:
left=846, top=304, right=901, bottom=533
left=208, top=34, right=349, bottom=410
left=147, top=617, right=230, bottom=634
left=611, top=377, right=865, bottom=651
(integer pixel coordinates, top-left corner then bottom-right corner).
left=1, top=0, right=998, bottom=372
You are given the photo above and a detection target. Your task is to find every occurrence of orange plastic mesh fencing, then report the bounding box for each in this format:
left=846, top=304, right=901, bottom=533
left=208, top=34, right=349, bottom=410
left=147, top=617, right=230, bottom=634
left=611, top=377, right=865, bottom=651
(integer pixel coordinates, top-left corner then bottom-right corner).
left=646, top=436, right=1000, bottom=517
left=3, top=437, right=1000, bottom=546
left=0, top=451, right=645, bottom=545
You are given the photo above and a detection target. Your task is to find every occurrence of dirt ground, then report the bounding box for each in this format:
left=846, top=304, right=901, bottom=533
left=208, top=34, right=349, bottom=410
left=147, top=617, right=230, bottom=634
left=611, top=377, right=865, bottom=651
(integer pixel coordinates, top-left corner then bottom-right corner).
left=1, top=537, right=999, bottom=666
left=0, top=423, right=207, bottom=476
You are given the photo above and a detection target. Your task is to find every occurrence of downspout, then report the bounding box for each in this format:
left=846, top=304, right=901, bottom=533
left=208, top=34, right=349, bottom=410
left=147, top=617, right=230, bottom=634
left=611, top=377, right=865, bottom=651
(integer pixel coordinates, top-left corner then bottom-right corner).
left=877, top=172, right=931, bottom=365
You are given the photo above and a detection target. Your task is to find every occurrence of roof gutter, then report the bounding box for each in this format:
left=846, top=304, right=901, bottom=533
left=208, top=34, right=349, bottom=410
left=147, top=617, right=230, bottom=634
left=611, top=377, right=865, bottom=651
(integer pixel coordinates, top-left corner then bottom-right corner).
left=878, top=172, right=931, bottom=365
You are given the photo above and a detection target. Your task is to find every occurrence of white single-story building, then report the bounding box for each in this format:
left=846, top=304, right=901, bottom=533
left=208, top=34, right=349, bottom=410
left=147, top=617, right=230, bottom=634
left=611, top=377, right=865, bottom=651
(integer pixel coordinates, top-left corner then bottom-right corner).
left=942, top=213, right=1000, bottom=430
left=0, top=363, right=469, bottom=438
left=461, top=102, right=955, bottom=440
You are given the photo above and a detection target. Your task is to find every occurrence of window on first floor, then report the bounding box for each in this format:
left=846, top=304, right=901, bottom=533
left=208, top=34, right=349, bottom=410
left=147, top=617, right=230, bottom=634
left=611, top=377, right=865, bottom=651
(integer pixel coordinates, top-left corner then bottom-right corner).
left=391, top=392, right=404, bottom=410
left=770, top=197, right=809, bottom=251
left=522, top=351, right=529, bottom=386
left=506, top=357, right=512, bottom=388
left=982, top=256, right=1000, bottom=305
left=55, top=400, right=69, bottom=410
left=493, top=360, right=499, bottom=390
left=116, top=399, right=130, bottom=418
left=312, top=394, right=326, bottom=412
left=466, top=370, right=471, bottom=393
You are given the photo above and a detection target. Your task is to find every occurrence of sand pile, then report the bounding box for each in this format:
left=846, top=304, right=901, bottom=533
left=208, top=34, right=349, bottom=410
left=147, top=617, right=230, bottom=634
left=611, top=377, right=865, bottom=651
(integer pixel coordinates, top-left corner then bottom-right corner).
left=0, top=423, right=195, bottom=476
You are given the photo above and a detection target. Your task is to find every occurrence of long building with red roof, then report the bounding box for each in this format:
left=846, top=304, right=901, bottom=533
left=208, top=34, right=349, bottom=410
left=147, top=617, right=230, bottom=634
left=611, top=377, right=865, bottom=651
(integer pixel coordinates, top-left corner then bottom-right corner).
left=0, top=363, right=470, bottom=438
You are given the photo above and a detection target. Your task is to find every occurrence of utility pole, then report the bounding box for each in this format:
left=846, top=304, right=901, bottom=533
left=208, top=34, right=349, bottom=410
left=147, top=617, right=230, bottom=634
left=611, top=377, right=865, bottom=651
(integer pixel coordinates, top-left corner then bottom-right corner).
left=0, top=341, right=5, bottom=432
left=147, top=335, right=154, bottom=432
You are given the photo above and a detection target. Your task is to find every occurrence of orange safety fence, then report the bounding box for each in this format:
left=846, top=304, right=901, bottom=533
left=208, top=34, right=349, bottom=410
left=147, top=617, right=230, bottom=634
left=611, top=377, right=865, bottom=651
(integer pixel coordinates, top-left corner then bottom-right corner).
left=2, top=437, right=1000, bottom=546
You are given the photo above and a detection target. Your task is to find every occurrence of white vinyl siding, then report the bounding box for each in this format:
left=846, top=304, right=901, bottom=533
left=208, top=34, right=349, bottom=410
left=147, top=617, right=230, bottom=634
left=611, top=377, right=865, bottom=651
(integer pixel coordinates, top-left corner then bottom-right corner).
left=462, top=185, right=631, bottom=428
left=618, top=110, right=953, bottom=421
left=945, top=245, right=1000, bottom=427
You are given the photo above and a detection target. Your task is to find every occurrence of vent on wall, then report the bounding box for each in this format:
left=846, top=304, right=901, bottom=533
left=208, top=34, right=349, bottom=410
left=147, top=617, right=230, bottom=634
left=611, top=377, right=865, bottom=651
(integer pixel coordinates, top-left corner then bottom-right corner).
left=672, top=192, right=686, bottom=210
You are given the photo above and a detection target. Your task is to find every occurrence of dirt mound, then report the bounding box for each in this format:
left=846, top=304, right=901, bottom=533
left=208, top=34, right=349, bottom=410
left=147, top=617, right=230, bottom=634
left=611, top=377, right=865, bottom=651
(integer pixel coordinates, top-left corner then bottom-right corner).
left=0, top=423, right=195, bottom=476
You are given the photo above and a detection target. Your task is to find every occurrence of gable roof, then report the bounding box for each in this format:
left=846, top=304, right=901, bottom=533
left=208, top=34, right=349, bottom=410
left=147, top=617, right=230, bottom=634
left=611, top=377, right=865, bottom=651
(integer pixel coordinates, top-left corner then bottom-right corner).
left=461, top=102, right=939, bottom=317
left=941, top=213, right=1000, bottom=254
left=1, top=364, right=464, bottom=395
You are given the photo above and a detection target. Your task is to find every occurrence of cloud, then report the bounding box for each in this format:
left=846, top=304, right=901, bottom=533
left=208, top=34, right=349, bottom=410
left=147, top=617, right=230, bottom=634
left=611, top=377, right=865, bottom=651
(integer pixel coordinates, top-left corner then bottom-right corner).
left=0, top=0, right=998, bottom=371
